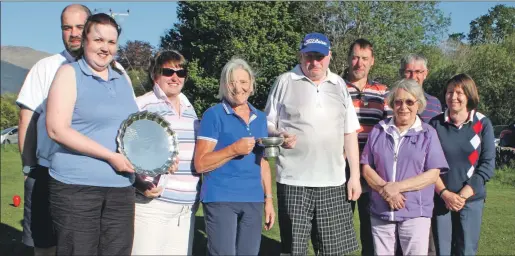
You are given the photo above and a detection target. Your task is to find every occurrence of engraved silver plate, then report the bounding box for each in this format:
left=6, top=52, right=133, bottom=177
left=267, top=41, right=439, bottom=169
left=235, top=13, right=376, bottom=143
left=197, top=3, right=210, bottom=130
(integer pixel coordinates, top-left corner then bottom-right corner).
left=117, top=111, right=178, bottom=177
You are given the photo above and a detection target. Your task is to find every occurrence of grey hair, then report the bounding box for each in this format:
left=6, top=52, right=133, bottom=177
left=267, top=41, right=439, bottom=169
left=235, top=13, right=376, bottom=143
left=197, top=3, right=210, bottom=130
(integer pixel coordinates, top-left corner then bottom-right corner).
left=399, top=53, right=428, bottom=75
left=387, top=79, right=427, bottom=114
left=217, top=58, right=255, bottom=100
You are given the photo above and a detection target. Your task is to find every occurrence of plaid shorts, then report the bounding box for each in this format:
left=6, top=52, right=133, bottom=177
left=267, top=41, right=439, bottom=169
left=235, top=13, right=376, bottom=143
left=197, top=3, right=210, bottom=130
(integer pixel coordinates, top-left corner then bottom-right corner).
left=277, top=183, right=359, bottom=255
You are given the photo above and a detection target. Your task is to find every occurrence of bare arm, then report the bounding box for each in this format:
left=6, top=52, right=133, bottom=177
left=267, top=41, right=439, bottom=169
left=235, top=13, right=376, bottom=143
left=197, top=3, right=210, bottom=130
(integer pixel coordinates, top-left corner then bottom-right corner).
left=344, top=131, right=360, bottom=180
left=193, top=139, right=238, bottom=173
left=261, top=158, right=273, bottom=196
left=46, top=65, right=117, bottom=162
left=18, top=108, right=39, bottom=167
left=398, top=169, right=440, bottom=192
left=434, top=176, right=446, bottom=194
left=362, top=164, right=387, bottom=192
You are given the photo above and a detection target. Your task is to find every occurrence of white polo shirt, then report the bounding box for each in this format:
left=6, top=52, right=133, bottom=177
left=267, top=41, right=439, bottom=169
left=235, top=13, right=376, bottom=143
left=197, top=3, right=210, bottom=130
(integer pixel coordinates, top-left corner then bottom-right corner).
left=17, top=50, right=76, bottom=167
left=265, top=65, right=360, bottom=187
left=16, top=50, right=133, bottom=167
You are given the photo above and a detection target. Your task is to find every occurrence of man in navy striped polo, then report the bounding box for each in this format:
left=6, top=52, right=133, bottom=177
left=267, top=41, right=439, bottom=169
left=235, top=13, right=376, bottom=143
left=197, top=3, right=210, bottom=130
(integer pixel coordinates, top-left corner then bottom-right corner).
left=399, top=54, right=442, bottom=123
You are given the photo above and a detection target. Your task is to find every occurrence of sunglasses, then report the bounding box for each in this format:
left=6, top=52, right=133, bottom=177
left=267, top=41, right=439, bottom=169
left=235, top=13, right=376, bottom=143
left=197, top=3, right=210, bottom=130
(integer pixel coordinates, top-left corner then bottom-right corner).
left=394, top=99, right=418, bottom=107
left=162, top=68, right=187, bottom=78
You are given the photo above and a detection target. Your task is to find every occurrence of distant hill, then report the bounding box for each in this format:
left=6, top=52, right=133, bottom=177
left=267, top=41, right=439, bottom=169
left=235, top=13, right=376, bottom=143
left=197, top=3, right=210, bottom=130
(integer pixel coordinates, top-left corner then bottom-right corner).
left=1, top=46, right=52, bottom=94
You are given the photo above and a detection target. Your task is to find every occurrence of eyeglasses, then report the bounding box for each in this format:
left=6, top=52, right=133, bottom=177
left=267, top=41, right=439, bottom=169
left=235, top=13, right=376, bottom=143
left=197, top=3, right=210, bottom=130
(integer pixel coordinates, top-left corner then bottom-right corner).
left=394, top=99, right=418, bottom=107
left=402, top=69, right=426, bottom=76
left=162, top=68, right=187, bottom=78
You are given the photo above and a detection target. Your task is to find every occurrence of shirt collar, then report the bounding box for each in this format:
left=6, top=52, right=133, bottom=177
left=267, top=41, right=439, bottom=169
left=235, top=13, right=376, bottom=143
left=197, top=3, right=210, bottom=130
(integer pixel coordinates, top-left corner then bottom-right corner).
left=291, top=65, right=339, bottom=85
left=61, top=50, right=76, bottom=63
left=152, top=84, right=192, bottom=107
left=77, top=57, right=122, bottom=81
left=344, top=78, right=375, bottom=90
left=221, top=99, right=259, bottom=122
left=382, top=115, right=423, bottom=135
left=444, top=109, right=475, bottom=124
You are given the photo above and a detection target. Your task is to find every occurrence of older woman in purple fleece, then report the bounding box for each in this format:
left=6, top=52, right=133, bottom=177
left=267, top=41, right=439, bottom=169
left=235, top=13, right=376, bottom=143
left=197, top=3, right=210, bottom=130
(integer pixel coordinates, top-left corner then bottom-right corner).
left=360, top=78, right=449, bottom=255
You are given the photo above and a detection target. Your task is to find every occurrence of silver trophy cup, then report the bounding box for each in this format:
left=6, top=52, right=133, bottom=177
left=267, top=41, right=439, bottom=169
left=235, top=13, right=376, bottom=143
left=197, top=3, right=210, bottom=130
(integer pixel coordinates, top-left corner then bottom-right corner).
left=257, top=137, right=284, bottom=158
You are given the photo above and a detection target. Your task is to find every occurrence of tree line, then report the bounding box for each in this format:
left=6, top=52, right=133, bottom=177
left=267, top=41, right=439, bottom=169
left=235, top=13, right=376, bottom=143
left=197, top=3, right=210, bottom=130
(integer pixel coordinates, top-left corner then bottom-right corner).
left=1, top=2, right=513, bottom=131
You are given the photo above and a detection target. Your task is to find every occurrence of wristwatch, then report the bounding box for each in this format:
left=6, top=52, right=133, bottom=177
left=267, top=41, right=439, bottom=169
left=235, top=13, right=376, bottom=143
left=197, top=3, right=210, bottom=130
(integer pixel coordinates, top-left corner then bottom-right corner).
left=459, top=194, right=467, bottom=199
left=265, top=194, right=273, bottom=199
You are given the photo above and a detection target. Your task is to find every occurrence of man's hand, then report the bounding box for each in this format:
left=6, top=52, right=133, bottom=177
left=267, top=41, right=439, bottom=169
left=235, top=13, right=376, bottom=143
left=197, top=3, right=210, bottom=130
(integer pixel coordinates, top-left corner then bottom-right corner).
left=441, top=190, right=465, bottom=212
left=380, top=182, right=401, bottom=201
left=347, top=177, right=362, bottom=201
left=264, top=199, right=275, bottom=231
left=280, top=132, right=297, bottom=149
left=231, top=137, right=255, bottom=155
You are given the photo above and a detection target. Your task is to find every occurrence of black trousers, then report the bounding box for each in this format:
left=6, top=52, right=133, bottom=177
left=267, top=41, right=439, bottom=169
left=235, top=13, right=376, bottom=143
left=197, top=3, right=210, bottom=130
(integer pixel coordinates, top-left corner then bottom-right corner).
left=49, top=177, right=135, bottom=256
left=23, top=165, right=56, bottom=248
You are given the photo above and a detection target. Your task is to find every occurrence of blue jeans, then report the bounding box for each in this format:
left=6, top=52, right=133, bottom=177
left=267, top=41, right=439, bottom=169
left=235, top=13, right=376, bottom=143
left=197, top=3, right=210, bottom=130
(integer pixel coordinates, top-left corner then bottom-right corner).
left=433, top=198, right=484, bottom=256
left=203, top=202, right=263, bottom=256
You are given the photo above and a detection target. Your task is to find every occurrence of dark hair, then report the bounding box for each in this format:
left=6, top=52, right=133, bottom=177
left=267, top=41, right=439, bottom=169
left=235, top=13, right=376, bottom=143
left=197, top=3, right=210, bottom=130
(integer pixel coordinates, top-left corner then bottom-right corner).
left=148, top=50, right=188, bottom=82
left=445, top=73, right=480, bottom=111
left=60, top=4, right=92, bottom=25
left=76, top=13, right=122, bottom=74
left=347, top=38, right=374, bottom=58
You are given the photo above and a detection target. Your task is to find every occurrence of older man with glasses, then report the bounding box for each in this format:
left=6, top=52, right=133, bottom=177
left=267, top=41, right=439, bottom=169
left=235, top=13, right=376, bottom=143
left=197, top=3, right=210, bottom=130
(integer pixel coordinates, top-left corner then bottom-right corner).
left=265, top=32, right=361, bottom=255
left=399, top=54, right=442, bottom=124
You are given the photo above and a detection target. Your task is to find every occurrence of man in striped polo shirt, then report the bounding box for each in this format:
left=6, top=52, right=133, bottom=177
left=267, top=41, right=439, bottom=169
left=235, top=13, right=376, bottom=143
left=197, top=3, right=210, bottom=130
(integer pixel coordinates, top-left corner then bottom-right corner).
left=131, top=50, right=200, bottom=255
left=344, top=38, right=392, bottom=256
left=399, top=53, right=442, bottom=123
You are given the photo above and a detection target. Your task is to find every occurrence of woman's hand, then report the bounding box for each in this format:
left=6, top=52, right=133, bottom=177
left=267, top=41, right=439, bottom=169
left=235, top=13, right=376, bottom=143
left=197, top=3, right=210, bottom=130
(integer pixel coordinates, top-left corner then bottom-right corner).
left=107, top=153, right=135, bottom=173
left=387, top=193, right=406, bottom=210
left=135, top=176, right=164, bottom=199
left=168, top=157, right=180, bottom=174
left=441, top=191, right=465, bottom=212
left=264, top=199, right=275, bottom=231
left=380, top=182, right=401, bottom=201
left=231, top=137, right=255, bottom=155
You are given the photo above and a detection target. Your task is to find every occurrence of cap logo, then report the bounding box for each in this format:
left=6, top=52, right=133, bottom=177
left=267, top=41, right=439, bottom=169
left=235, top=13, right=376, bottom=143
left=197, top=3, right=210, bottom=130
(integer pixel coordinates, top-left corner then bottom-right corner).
left=304, top=38, right=328, bottom=46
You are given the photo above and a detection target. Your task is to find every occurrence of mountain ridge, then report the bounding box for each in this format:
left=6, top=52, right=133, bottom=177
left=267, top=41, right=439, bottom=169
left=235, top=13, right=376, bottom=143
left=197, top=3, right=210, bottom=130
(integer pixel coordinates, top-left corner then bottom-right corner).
left=1, top=46, right=52, bottom=94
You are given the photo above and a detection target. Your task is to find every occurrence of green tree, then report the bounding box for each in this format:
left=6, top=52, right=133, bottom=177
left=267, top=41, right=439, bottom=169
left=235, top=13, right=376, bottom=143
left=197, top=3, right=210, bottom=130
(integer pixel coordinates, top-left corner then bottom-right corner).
left=127, top=69, right=152, bottom=97
left=465, top=34, right=515, bottom=124
left=297, top=1, right=450, bottom=85
left=0, top=93, right=19, bottom=130
left=117, top=40, right=155, bottom=70
left=468, top=4, right=515, bottom=45
left=161, top=2, right=450, bottom=113
left=160, top=2, right=306, bottom=114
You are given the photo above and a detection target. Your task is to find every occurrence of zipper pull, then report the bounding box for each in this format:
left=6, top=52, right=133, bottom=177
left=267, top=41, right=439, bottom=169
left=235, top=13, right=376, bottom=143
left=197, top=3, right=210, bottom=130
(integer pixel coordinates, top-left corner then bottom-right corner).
left=394, top=153, right=398, bottom=162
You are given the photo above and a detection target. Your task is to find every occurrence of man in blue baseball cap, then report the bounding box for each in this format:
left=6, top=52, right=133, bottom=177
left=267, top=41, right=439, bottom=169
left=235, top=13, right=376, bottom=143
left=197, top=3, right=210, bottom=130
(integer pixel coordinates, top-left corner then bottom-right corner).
left=265, top=32, right=361, bottom=255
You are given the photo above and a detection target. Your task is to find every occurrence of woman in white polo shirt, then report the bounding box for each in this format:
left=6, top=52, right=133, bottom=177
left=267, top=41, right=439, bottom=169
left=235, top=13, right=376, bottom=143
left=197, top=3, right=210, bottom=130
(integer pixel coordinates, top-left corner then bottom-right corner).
left=131, top=50, right=200, bottom=255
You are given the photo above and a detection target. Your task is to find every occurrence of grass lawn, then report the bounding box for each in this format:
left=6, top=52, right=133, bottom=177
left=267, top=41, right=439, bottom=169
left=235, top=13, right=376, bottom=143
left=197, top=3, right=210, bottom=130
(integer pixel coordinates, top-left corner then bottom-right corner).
left=2, top=144, right=515, bottom=255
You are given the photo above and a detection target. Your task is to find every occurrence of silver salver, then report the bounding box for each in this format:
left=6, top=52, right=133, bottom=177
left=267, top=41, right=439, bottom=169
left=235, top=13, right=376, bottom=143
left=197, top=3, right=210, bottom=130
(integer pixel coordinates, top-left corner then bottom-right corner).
left=116, top=111, right=179, bottom=177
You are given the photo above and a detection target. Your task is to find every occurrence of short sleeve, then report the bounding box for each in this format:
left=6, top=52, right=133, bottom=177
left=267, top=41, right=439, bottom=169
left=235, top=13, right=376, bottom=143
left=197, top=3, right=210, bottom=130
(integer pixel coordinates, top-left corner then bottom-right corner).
left=16, top=61, right=47, bottom=113
left=197, top=107, right=220, bottom=143
left=424, top=127, right=449, bottom=173
left=344, top=96, right=361, bottom=133
left=360, top=125, right=378, bottom=168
